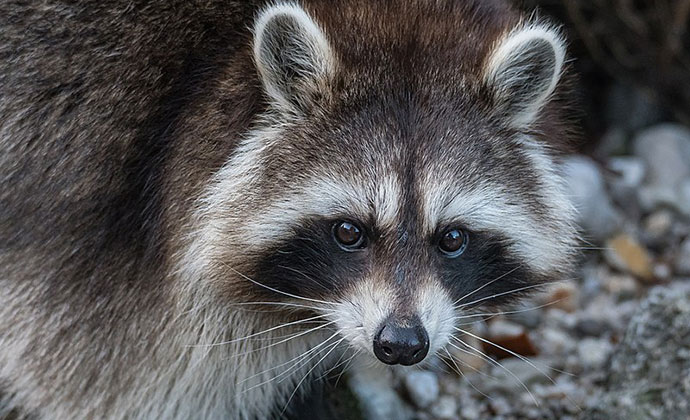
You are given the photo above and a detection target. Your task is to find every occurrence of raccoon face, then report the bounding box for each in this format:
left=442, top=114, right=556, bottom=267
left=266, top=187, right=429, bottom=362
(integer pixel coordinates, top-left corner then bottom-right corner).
left=183, top=3, right=577, bottom=367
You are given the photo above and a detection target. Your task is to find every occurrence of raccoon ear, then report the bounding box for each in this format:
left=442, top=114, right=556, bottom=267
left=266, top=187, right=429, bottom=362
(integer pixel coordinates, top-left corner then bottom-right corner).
left=253, top=3, right=334, bottom=114
left=484, top=25, right=566, bottom=128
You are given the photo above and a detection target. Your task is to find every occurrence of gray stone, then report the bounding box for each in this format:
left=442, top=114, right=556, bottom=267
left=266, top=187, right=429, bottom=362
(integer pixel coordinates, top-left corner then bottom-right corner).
left=652, top=263, right=672, bottom=281
left=641, top=209, right=675, bottom=249
left=596, top=127, right=628, bottom=157
left=483, top=357, right=552, bottom=394
left=459, top=402, right=481, bottom=420
left=488, top=396, right=511, bottom=415
left=562, top=156, right=623, bottom=241
left=404, top=371, right=440, bottom=409
left=539, top=327, right=575, bottom=356
left=349, top=363, right=413, bottom=420
left=608, top=156, right=646, bottom=219
left=673, top=238, right=690, bottom=276
left=577, top=338, right=612, bottom=370
left=633, top=123, right=690, bottom=216
left=583, top=287, right=690, bottom=419
left=574, top=318, right=609, bottom=337
left=608, top=156, right=646, bottom=190
left=506, top=302, right=543, bottom=329
left=429, top=396, right=458, bottom=419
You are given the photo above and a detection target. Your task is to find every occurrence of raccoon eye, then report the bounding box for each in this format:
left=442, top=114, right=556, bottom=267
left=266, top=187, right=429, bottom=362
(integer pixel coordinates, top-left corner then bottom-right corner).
left=333, top=221, right=365, bottom=250
left=439, top=228, right=468, bottom=257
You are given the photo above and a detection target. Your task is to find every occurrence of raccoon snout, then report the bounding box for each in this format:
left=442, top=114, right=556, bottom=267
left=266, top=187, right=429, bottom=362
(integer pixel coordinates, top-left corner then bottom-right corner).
left=372, top=319, right=429, bottom=366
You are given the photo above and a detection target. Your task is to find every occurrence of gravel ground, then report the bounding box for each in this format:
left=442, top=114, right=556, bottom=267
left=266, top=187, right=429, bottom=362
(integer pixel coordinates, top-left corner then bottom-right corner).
left=358, top=122, right=690, bottom=420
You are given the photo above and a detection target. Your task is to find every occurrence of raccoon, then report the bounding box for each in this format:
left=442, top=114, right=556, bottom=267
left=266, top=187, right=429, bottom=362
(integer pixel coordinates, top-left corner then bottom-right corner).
left=0, top=0, right=578, bottom=419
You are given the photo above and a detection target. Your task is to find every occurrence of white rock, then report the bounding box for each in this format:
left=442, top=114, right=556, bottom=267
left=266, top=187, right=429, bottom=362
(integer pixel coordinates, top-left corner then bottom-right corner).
left=488, top=318, right=525, bottom=339
left=404, top=370, right=440, bottom=409
left=643, top=210, right=674, bottom=238
left=489, top=396, right=511, bottom=415
left=609, top=156, right=646, bottom=190
left=484, top=357, right=551, bottom=394
left=348, top=359, right=413, bottom=420
left=540, top=327, right=574, bottom=355
left=562, top=155, right=623, bottom=241
left=634, top=123, right=690, bottom=215
left=608, top=156, right=646, bottom=219
left=460, top=402, right=481, bottom=420
left=577, top=338, right=613, bottom=369
left=430, top=396, right=458, bottom=419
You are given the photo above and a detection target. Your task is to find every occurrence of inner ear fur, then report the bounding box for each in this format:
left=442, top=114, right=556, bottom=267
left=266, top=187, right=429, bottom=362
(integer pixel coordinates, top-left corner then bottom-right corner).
left=252, top=3, right=335, bottom=115
left=484, top=24, right=566, bottom=128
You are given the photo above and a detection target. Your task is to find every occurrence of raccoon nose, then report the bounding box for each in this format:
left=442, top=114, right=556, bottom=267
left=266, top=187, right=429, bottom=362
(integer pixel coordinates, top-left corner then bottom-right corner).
left=373, top=321, right=429, bottom=366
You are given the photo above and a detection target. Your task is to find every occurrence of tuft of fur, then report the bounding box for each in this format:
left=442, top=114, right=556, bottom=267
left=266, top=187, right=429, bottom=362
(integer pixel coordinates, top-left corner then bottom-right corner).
left=0, top=1, right=580, bottom=419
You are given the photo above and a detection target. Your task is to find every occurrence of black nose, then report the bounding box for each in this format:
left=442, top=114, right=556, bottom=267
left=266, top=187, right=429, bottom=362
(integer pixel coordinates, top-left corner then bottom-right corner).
left=373, top=320, right=430, bottom=366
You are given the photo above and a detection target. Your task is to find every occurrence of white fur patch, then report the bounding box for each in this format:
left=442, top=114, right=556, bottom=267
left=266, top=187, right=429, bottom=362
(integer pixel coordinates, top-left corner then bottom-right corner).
left=415, top=281, right=456, bottom=356
left=328, top=280, right=396, bottom=358
left=373, top=174, right=402, bottom=229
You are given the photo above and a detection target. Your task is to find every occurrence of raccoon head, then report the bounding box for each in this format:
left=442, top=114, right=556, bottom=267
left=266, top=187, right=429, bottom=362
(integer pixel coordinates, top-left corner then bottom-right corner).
left=182, top=2, right=577, bottom=367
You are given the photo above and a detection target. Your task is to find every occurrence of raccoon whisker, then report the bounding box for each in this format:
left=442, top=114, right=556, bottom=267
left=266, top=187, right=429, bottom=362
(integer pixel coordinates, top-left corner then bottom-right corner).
left=280, top=337, right=346, bottom=416
left=573, top=246, right=611, bottom=251
left=244, top=322, right=330, bottom=342
left=450, top=297, right=566, bottom=321
left=456, top=329, right=582, bottom=411
left=441, top=347, right=463, bottom=376
left=318, top=346, right=359, bottom=382
left=452, top=263, right=525, bottom=306
left=274, top=333, right=354, bottom=386
left=241, top=339, right=342, bottom=396
left=189, top=313, right=332, bottom=348
left=333, top=349, right=361, bottom=388
left=443, top=342, right=499, bottom=381
left=244, top=336, right=343, bottom=395
left=316, top=346, right=350, bottom=381
left=230, top=301, right=337, bottom=313
left=228, top=320, right=337, bottom=360
left=222, top=262, right=337, bottom=306
left=448, top=342, right=498, bottom=401
left=313, top=332, right=360, bottom=380
left=454, top=283, right=546, bottom=311
left=442, top=347, right=495, bottom=401
left=450, top=336, right=539, bottom=406
left=240, top=330, right=342, bottom=387
left=276, top=265, right=328, bottom=290
left=454, top=327, right=558, bottom=387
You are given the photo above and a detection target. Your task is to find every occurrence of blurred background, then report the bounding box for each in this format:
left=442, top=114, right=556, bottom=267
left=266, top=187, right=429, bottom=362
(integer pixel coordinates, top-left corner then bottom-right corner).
left=331, top=1, right=690, bottom=419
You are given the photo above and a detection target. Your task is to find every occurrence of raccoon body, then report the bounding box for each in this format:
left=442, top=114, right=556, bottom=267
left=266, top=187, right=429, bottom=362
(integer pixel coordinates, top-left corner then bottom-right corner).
left=0, top=1, right=578, bottom=418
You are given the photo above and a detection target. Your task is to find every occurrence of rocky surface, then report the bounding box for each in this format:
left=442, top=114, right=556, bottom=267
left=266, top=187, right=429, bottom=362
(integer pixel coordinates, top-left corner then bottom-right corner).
left=584, top=285, right=690, bottom=419
left=348, top=121, right=690, bottom=419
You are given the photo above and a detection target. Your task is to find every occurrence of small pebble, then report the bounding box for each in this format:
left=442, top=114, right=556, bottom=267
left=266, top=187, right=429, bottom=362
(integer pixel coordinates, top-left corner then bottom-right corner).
left=674, top=238, right=690, bottom=276
left=575, top=318, right=608, bottom=337
left=404, top=371, right=439, bottom=409
left=604, top=233, right=655, bottom=281
left=577, top=338, right=612, bottom=369
left=430, top=396, right=458, bottom=419
left=543, top=282, right=579, bottom=313
left=460, top=403, right=481, bottom=420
